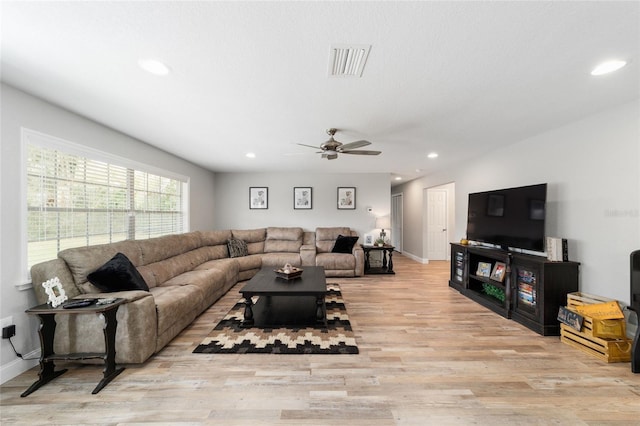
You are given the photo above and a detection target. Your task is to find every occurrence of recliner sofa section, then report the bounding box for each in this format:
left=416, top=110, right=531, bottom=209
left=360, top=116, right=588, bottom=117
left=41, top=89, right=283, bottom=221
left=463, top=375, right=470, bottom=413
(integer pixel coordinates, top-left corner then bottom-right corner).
left=29, top=226, right=363, bottom=364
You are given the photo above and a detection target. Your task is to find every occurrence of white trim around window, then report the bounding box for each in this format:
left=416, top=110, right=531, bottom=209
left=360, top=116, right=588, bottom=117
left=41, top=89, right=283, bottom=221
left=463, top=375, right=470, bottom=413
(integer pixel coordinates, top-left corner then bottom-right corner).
left=20, top=127, right=191, bottom=284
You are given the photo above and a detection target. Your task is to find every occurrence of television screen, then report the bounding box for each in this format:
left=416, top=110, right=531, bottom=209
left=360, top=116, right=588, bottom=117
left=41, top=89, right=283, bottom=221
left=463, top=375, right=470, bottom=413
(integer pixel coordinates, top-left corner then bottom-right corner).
left=466, top=183, right=547, bottom=252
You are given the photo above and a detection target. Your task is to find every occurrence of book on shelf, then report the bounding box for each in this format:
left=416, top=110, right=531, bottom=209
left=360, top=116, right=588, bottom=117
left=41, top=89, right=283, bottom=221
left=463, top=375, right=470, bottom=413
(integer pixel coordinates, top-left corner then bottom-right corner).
left=546, top=237, right=568, bottom=261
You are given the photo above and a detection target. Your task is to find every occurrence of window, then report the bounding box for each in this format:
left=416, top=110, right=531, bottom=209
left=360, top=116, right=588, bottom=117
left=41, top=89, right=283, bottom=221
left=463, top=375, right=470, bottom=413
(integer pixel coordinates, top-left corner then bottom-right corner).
left=23, top=129, right=188, bottom=273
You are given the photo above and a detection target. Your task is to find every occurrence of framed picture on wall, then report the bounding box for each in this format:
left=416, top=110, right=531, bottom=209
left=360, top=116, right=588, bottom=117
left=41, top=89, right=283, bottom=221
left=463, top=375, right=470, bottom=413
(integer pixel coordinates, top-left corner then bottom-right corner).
left=337, top=187, right=356, bottom=210
left=293, top=187, right=312, bottom=209
left=249, top=187, right=268, bottom=209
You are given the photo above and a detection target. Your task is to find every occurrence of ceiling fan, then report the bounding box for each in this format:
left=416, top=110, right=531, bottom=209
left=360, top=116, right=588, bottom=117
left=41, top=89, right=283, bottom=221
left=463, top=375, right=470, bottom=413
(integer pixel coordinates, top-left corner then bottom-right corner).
left=298, top=128, right=381, bottom=160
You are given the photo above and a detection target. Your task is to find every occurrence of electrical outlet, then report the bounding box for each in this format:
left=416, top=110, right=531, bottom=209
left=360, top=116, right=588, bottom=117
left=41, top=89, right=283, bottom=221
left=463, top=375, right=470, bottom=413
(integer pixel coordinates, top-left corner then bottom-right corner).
left=2, top=325, right=16, bottom=339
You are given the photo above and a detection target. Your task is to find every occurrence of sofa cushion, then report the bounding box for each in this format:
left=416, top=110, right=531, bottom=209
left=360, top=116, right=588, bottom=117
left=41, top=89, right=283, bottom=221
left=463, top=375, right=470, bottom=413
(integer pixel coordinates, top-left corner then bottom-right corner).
left=59, top=240, right=143, bottom=292
left=261, top=252, right=302, bottom=267
left=227, top=238, right=248, bottom=258
left=232, top=228, right=266, bottom=254
left=87, top=253, right=149, bottom=292
left=141, top=250, right=208, bottom=285
left=264, top=227, right=303, bottom=253
left=316, top=252, right=356, bottom=270
left=137, top=232, right=202, bottom=264
left=194, top=245, right=229, bottom=262
left=199, top=229, right=233, bottom=246
left=331, top=235, right=359, bottom=254
left=151, top=285, right=203, bottom=336
left=315, top=227, right=351, bottom=253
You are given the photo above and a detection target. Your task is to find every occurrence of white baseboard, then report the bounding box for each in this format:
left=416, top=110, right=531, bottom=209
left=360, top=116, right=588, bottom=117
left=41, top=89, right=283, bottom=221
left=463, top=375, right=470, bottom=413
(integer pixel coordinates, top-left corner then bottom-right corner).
left=0, top=349, right=40, bottom=385
left=400, top=251, right=429, bottom=264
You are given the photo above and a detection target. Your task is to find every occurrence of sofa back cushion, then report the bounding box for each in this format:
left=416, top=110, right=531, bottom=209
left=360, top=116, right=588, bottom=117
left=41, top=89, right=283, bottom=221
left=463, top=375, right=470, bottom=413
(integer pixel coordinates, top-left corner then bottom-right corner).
left=303, top=231, right=316, bottom=246
left=264, top=227, right=303, bottom=253
left=315, top=227, right=352, bottom=253
left=137, top=232, right=202, bottom=264
left=199, top=230, right=233, bottom=246
left=59, top=240, right=143, bottom=292
left=232, top=228, right=266, bottom=254
left=138, top=250, right=209, bottom=287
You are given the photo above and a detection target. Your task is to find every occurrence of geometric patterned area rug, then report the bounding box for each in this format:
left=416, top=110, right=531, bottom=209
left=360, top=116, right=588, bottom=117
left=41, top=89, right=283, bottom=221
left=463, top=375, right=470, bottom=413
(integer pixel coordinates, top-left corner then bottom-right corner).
left=193, top=284, right=358, bottom=354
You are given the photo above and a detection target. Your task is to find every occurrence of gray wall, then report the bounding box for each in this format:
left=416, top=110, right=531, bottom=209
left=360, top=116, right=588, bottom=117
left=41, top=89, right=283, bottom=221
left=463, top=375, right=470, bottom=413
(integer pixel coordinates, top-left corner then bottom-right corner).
left=393, top=100, right=640, bottom=303
left=214, top=172, right=391, bottom=239
left=0, top=84, right=217, bottom=382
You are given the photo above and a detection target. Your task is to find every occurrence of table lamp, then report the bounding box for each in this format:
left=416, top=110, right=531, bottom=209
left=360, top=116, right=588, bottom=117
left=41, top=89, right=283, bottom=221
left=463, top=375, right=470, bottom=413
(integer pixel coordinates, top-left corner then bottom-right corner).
left=376, top=215, right=390, bottom=242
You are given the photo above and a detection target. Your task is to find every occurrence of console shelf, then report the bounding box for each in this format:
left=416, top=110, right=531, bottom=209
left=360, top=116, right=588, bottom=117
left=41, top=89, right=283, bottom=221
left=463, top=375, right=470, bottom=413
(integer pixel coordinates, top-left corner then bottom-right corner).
left=449, top=243, right=580, bottom=335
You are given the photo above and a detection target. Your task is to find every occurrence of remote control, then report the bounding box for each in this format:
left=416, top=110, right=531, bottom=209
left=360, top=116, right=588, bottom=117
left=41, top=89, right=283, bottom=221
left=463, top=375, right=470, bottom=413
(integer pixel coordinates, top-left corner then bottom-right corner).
left=96, top=298, right=117, bottom=305
left=62, top=299, right=96, bottom=309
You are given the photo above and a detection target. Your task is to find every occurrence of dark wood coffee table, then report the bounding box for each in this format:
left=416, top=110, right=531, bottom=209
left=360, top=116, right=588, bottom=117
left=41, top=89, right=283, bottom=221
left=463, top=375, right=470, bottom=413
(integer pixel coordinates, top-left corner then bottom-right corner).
left=240, top=266, right=327, bottom=328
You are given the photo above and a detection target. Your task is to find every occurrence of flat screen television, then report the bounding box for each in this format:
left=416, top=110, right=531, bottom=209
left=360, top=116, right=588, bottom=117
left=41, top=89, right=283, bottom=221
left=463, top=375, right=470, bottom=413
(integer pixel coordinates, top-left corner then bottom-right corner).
left=466, top=183, right=547, bottom=252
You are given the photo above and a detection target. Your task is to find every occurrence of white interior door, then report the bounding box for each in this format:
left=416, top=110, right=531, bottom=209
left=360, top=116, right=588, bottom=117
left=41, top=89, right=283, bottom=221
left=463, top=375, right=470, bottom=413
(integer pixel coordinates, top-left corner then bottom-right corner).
left=426, top=188, right=448, bottom=260
left=391, top=193, right=403, bottom=252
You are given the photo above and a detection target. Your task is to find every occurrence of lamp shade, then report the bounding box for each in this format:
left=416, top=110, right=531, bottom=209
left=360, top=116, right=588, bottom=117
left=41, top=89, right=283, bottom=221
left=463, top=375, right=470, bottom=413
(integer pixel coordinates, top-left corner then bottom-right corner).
left=376, top=216, right=390, bottom=229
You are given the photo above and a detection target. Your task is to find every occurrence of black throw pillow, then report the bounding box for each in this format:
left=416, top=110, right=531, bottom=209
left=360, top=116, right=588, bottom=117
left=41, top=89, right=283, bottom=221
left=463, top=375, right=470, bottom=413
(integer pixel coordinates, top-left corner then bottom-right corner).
left=87, top=252, right=149, bottom=292
left=331, top=235, right=359, bottom=254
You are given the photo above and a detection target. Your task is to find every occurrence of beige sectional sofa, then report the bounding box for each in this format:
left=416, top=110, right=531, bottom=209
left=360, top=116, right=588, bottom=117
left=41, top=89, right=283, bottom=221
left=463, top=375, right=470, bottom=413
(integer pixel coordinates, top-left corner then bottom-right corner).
left=29, top=226, right=363, bottom=364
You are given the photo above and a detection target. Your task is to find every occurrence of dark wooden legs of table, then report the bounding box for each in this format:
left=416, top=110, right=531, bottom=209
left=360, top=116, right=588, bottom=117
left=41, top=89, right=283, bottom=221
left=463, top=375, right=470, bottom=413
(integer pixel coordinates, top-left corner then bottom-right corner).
left=21, top=307, right=124, bottom=397
left=632, top=321, right=640, bottom=373
left=20, top=314, right=67, bottom=397
left=316, top=296, right=327, bottom=328
left=93, top=309, right=125, bottom=394
left=384, top=250, right=394, bottom=272
left=242, top=296, right=255, bottom=327
left=363, top=245, right=395, bottom=274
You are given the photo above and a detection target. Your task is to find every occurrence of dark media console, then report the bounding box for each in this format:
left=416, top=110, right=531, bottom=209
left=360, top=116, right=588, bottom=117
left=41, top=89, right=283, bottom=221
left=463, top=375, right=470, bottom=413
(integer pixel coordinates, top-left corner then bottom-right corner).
left=631, top=250, right=640, bottom=373
left=450, top=243, right=580, bottom=336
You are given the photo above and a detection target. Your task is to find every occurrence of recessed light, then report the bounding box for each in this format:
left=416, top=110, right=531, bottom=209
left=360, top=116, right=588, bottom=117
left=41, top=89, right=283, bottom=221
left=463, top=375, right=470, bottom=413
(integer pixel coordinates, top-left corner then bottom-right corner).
left=138, top=58, right=171, bottom=76
left=427, top=152, right=438, bottom=159
left=246, top=152, right=256, bottom=158
left=591, top=60, right=627, bottom=76
left=394, top=176, right=402, bottom=181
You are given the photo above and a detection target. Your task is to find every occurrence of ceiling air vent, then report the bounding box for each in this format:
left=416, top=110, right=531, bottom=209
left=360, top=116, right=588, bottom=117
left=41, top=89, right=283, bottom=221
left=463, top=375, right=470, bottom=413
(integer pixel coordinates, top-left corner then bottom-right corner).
left=328, top=44, right=371, bottom=78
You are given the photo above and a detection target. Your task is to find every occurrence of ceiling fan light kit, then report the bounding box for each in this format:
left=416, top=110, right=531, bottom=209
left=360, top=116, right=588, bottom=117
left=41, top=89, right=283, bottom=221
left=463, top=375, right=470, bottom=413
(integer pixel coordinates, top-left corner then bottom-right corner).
left=299, top=128, right=381, bottom=160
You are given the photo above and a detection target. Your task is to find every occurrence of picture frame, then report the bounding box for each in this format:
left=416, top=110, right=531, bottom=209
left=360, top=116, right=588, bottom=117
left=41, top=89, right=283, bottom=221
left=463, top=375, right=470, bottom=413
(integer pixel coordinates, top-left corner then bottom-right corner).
left=42, top=276, right=68, bottom=307
left=337, top=187, right=356, bottom=210
left=293, top=187, right=312, bottom=209
left=364, top=234, right=374, bottom=246
left=249, top=187, right=268, bottom=209
left=476, top=262, right=492, bottom=277
left=490, top=262, right=507, bottom=282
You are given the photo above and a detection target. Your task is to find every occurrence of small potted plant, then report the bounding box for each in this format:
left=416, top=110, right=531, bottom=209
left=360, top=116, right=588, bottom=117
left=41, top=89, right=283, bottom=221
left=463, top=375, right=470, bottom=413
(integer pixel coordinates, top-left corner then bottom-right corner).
left=375, top=237, right=385, bottom=247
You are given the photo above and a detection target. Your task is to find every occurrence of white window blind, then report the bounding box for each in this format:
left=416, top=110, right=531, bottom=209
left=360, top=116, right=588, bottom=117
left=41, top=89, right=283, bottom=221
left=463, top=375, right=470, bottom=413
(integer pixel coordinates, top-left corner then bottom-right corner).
left=25, top=134, right=187, bottom=270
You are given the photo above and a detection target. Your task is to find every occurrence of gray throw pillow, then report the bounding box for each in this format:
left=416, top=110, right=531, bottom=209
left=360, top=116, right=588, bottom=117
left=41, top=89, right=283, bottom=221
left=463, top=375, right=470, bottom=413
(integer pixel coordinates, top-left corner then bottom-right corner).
left=227, top=238, right=248, bottom=258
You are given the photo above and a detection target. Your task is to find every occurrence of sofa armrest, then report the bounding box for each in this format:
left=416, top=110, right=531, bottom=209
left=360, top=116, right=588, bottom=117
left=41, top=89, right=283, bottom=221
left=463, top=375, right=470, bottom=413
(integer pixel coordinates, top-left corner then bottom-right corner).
left=300, top=244, right=316, bottom=266
left=352, top=244, right=364, bottom=276
left=30, top=258, right=82, bottom=304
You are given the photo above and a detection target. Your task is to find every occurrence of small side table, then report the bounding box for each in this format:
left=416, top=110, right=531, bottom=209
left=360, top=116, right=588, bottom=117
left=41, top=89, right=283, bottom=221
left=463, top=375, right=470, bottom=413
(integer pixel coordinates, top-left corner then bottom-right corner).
left=21, top=298, right=125, bottom=397
left=362, top=244, right=396, bottom=274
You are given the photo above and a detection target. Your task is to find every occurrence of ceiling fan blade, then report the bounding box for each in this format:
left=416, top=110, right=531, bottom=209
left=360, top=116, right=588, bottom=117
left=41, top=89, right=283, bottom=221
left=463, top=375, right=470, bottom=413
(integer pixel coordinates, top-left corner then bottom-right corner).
left=341, top=150, right=381, bottom=156
left=338, top=140, right=371, bottom=150
left=297, top=143, right=321, bottom=150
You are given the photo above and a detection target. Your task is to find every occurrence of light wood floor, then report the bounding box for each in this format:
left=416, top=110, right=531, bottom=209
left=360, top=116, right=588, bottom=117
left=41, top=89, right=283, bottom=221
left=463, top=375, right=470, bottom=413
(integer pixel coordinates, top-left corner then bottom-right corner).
left=1, top=255, right=639, bottom=425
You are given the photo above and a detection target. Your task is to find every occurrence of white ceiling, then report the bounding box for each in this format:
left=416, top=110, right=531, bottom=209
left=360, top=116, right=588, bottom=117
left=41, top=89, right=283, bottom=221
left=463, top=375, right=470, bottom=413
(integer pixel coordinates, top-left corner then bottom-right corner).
left=2, top=1, right=639, bottom=184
